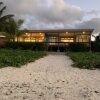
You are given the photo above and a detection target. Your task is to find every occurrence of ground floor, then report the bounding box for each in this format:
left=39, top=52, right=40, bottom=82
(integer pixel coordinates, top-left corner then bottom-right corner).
left=0, top=53, right=100, bottom=100
left=14, top=29, right=93, bottom=46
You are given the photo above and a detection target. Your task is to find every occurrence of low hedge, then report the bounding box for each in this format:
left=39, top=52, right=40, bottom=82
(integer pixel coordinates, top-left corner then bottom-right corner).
left=3, top=42, right=48, bottom=51
left=91, top=42, right=100, bottom=52
left=91, top=36, right=100, bottom=52
left=0, top=49, right=47, bottom=68
left=68, top=43, right=88, bottom=52
left=67, top=52, right=100, bottom=69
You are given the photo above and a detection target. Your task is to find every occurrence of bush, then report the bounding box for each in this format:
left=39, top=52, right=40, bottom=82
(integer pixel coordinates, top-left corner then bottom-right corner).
left=91, top=35, right=100, bottom=52
left=68, top=43, right=88, bottom=52
left=67, top=52, right=100, bottom=69
left=3, top=42, right=48, bottom=51
left=0, top=49, right=47, bottom=68
left=91, top=42, right=100, bottom=52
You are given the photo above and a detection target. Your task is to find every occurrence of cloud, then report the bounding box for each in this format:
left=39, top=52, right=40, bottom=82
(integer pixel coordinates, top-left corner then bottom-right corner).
left=75, top=18, right=100, bottom=34
left=3, top=0, right=84, bottom=29
left=2, top=0, right=100, bottom=34
left=87, top=10, right=100, bottom=16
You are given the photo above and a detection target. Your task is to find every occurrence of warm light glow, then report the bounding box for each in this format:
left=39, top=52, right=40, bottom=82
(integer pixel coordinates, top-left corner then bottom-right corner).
left=83, top=32, right=86, bottom=34
left=21, top=33, right=45, bottom=42
left=76, top=34, right=89, bottom=42
left=48, top=37, right=57, bottom=42
left=61, top=38, right=74, bottom=42
left=66, top=32, right=68, bottom=34
left=14, top=31, right=90, bottom=43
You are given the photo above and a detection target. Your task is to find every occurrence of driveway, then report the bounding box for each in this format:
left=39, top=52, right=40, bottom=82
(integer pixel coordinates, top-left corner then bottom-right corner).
left=0, top=53, right=100, bottom=100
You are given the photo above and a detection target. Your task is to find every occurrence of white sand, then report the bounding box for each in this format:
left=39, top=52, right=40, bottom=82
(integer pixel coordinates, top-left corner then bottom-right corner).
left=0, top=53, right=100, bottom=100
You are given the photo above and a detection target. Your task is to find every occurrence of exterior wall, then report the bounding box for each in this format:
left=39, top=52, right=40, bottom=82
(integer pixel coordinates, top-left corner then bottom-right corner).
left=14, top=30, right=92, bottom=46
left=0, top=38, right=7, bottom=46
left=15, top=33, right=45, bottom=42
left=45, top=32, right=91, bottom=45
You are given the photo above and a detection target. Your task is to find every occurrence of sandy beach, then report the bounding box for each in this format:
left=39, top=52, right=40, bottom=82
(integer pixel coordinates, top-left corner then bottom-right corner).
left=0, top=53, right=100, bottom=100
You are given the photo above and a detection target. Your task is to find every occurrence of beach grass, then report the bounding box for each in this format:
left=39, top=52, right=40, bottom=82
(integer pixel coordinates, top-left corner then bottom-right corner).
left=67, top=52, right=100, bottom=69
left=0, top=49, right=47, bottom=68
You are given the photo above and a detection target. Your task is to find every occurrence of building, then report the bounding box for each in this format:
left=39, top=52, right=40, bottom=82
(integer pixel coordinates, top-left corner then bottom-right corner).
left=14, top=29, right=94, bottom=51
left=0, top=35, right=7, bottom=46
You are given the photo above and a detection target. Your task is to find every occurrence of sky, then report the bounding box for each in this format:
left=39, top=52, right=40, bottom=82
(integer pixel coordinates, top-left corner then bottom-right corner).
left=2, top=0, right=100, bottom=36
left=65, top=0, right=100, bottom=11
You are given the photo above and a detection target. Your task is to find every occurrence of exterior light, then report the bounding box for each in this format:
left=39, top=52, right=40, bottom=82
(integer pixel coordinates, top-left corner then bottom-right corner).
left=83, top=32, right=85, bottom=34
left=66, top=32, right=68, bottom=34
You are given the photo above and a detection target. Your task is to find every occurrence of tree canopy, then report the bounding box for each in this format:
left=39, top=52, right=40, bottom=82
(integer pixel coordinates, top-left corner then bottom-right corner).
left=0, top=2, right=14, bottom=32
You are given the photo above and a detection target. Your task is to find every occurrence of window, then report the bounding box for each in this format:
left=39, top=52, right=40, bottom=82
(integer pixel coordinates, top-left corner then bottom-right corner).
left=18, top=33, right=45, bottom=42
left=61, top=38, right=74, bottom=42
left=48, top=37, right=57, bottom=45
left=76, top=35, right=89, bottom=42
left=48, top=37, right=57, bottom=42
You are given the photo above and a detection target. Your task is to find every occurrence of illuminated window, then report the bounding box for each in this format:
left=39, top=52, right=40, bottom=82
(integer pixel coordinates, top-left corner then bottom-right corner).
left=61, top=38, right=74, bottom=42
left=48, top=37, right=57, bottom=42
left=18, top=33, right=45, bottom=42
left=24, top=38, right=31, bottom=42
left=48, top=37, right=57, bottom=45
left=60, top=32, right=74, bottom=37
left=76, top=35, right=89, bottom=42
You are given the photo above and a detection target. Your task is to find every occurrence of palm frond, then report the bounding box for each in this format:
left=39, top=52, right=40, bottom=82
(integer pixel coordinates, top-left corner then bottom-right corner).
left=0, top=2, right=3, bottom=6
left=0, top=6, right=6, bottom=17
left=0, top=14, right=14, bottom=22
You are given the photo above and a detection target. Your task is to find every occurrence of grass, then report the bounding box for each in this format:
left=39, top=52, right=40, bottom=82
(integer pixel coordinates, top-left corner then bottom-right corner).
left=67, top=52, right=100, bottom=69
left=0, top=49, right=47, bottom=68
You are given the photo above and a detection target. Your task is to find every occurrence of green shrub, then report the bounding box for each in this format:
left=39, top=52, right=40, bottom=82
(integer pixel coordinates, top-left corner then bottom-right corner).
left=68, top=43, right=88, bottom=52
left=4, top=42, right=48, bottom=51
left=0, top=49, right=47, bottom=68
left=91, top=35, right=100, bottom=52
left=91, top=42, right=100, bottom=52
left=67, top=52, right=100, bottom=69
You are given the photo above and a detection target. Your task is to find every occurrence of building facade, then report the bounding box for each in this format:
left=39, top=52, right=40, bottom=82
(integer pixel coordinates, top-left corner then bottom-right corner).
left=15, top=29, right=93, bottom=45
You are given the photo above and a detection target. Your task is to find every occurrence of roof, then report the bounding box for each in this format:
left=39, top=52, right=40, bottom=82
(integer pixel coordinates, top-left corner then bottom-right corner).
left=27, top=29, right=94, bottom=33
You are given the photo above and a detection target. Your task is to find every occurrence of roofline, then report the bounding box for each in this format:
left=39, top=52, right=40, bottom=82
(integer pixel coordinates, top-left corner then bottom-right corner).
left=25, top=29, right=94, bottom=33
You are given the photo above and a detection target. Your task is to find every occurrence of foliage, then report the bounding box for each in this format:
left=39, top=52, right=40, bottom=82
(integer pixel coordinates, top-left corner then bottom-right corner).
left=0, top=2, right=13, bottom=32
left=0, top=49, right=47, bottom=68
left=3, top=42, right=49, bottom=51
left=68, top=43, right=88, bottom=52
left=67, top=52, right=100, bottom=69
left=0, top=2, right=24, bottom=41
left=91, top=35, right=100, bottom=52
left=5, top=18, right=24, bottom=41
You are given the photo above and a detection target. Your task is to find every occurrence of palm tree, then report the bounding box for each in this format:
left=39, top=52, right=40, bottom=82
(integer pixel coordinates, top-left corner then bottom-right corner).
left=0, top=2, right=13, bottom=32
left=5, top=18, right=24, bottom=42
left=15, top=19, right=24, bottom=42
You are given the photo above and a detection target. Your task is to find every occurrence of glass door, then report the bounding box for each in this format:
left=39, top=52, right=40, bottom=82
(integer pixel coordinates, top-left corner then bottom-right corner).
left=48, top=37, right=57, bottom=45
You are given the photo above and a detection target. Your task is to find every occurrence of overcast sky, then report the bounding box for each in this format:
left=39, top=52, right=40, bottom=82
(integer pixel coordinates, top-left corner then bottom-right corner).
left=2, top=0, right=100, bottom=35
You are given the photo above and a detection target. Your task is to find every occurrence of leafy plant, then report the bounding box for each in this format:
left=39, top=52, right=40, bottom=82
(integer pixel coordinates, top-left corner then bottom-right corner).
left=0, top=49, right=47, bottom=68
left=3, top=42, right=48, bottom=51
left=67, top=52, right=100, bottom=69
left=0, top=2, right=13, bottom=32
left=91, top=35, right=100, bottom=52
left=68, top=43, right=88, bottom=52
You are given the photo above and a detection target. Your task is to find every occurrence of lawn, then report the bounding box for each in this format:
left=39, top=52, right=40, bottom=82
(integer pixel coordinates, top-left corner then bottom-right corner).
left=67, top=52, right=100, bottom=69
left=0, top=49, right=47, bottom=68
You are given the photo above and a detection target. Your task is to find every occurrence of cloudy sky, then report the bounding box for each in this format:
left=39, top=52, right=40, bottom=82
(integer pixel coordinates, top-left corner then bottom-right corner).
left=2, top=0, right=100, bottom=35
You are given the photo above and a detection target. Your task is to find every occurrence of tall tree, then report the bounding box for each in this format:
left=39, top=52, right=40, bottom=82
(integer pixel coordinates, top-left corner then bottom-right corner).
left=95, top=34, right=100, bottom=42
left=5, top=18, right=24, bottom=42
left=0, top=2, right=13, bottom=32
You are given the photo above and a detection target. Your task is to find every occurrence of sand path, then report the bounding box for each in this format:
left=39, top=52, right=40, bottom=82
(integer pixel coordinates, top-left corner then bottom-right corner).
left=0, top=53, right=100, bottom=100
